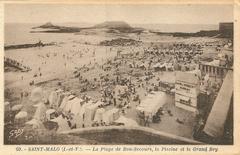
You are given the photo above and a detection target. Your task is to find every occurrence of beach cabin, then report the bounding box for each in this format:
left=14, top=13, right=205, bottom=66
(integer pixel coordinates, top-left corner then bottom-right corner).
left=84, top=101, right=103, bottom=127
left=62, top=96, right=82, bottom=115
left=74, top=102, right=92, bottom=128
left=93, top=108, right=106, bottom=123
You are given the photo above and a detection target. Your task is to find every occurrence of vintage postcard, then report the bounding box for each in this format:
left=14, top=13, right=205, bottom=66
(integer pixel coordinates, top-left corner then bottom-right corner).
left=0, top=0, right=239, bottom=154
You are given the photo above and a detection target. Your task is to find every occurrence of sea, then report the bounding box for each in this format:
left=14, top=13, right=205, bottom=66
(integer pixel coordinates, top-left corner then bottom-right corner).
left=133, top=23, right=218, bottom=33
left=4, top=23, right=218, bottom=45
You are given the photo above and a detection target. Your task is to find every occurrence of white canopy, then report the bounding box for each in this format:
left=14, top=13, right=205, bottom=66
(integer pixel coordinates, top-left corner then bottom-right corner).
left=160, top=63, right=167, bottom=68
left=114, top=115, right=138, bottom=127
left=139, top=63, right=146, bottom=68
left=93, top=108, right=106, bottom=123
left=170, top=89, right=176, bottom=93
left=73, top=102, right=92, bottom=128
left=102, top=108, right=119, bottom=125
left=51, top=115, right=71, bottom=133
left=84, top=101, right=103, bottom=127
left=59, top=96, right=69, bottom=109
left=63, top=97, right=82, bottom=115
left=153, top=63, right=161, bottom=68
left=136, top=91, right=167, bottom=116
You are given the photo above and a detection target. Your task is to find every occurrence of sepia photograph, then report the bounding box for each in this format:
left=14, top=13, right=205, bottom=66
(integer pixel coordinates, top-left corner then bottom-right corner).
left=3, top=3, right=234, bottom=146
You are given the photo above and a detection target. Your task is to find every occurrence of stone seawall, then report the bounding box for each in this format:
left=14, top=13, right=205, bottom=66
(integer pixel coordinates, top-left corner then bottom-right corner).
left=61, top=126, right=201, bottom=144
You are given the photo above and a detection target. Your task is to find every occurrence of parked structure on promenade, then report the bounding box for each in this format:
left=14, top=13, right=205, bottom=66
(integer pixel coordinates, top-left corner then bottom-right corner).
left=175, top=71, right=200, bottom=112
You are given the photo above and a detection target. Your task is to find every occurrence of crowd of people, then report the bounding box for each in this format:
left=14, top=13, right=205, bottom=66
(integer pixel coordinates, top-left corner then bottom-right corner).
left=4, top=57, right=31, bottom=72
left=5, top=36, right=234, bottom=141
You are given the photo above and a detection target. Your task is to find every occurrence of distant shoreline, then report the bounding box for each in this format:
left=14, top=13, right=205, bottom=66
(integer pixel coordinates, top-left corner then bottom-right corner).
left=4, top=41, right=56, bottom=50
left=4, top=22, right=220, bottom=33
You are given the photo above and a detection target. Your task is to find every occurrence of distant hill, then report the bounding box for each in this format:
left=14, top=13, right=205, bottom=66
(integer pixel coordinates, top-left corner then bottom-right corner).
left=133, top=23, right=218, bottom=33
left=149, top=30, right=232, bottom=38
left=31, top=21, right=144, bottom=34
left=94, top=21, right=132, bottom=29
left=32, top=22, right=59, bottom=29
left=31, top=22, right=81, bottom=33
left=38, top=22, right=55, bottom=28
left=93, top=21, right=144, bottom=33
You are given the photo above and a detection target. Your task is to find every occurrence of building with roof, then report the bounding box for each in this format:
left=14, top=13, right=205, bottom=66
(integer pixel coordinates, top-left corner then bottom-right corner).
left=219, top=22, right=233, bottom=38
left=175, top=71, right=200, bottom=112
left=198, top=62, right=232, bottom=79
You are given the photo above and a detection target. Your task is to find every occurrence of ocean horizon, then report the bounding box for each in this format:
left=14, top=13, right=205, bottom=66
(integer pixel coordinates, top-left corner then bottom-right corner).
left=4, top=22, right=219, bottom=45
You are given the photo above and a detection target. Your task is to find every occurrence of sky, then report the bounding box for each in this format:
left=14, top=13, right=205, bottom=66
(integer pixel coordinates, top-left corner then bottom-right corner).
left=4, top=4, right=233, bottom=24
